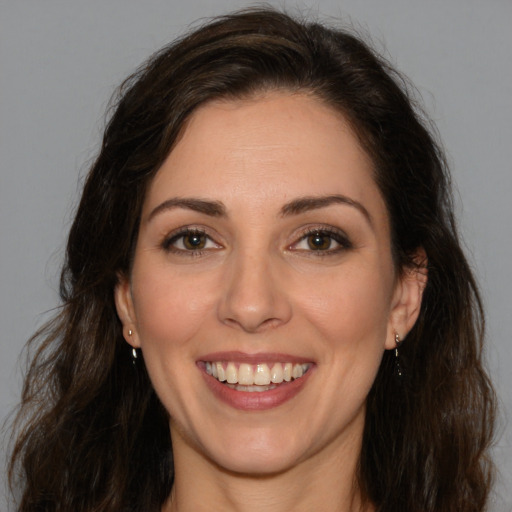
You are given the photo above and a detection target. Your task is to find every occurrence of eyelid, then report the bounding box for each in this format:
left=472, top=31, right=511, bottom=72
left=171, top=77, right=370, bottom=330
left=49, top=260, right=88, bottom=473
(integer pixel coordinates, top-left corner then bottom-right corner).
left=159, top=223, right=351, bottom=257
left=289, top=225, right=353, bottom=254
left=161, top=225, right=223, bottom=254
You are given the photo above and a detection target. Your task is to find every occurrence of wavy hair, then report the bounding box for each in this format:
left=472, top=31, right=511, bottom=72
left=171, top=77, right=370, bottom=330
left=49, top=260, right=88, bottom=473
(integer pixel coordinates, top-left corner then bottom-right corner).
left=9, top=8, right=495, bottom=511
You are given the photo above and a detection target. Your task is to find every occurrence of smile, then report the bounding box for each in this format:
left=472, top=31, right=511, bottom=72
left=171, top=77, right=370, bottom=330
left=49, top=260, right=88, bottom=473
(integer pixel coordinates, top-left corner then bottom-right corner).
left=205, top=361, right=311, bottom=390
left=199, top=355, right=314, bottom=410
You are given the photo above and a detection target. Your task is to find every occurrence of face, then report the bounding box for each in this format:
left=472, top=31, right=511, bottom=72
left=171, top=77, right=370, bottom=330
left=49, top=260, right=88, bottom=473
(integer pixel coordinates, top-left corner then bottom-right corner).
left=116, top=92, right=423, bottom=476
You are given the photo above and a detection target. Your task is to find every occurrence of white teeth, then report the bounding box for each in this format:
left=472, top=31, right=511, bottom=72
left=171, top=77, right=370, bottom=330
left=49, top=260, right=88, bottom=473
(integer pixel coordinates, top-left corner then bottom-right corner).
left=225, top=383, right=278, bottom=392
left=216, top=362, right=226, bottom=382
left=292, top=364, right=303, bottom=379
left=205, top=361, right=310, bottom=387
left=238, top=363, right=254, bottom=385
left=270, top=363, right=283, bottom=383
left=226, top=362, right=237, bottom=384
left=283, top=363, right=292, bottom=382
left=254, top=364, right=271, bottom=385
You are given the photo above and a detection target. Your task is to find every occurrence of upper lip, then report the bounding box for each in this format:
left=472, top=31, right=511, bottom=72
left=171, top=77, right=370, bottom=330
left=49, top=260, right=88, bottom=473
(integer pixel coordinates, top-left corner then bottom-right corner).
left=198, top=351, right=314, bottom=364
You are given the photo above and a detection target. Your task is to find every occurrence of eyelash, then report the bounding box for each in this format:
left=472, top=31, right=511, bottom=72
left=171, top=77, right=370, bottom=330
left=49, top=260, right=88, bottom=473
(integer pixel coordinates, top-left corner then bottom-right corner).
left=161, top=227, right=220, bottom=256
left=161, top=226, right=352, bottom=257
left=291, top=227, right=352, bottom=256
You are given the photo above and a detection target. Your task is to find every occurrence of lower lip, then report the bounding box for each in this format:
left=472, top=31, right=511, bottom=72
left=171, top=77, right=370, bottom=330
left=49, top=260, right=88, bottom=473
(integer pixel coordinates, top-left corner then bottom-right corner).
left=200, top=366, right=314, bottom=411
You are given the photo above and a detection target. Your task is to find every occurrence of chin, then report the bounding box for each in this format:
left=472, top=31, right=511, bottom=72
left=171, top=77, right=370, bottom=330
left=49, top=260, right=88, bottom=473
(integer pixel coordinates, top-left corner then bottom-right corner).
left=210, top=446, right=303, bottom=477
left=192, top=425, right=311, bottom=476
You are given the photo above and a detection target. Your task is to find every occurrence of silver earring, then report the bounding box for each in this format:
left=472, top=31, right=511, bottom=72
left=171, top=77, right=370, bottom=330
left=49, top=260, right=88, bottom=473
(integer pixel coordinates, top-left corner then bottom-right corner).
left=131, top=347, right=139, bottom=366
left=127, top=330, right=139, bottom=365
left=394, top=333, right=403, bottom=379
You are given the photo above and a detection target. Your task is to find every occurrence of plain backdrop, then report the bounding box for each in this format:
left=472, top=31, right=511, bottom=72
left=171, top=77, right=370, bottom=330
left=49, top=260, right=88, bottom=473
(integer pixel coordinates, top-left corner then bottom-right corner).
left=1, top=0, right=511, bottom=510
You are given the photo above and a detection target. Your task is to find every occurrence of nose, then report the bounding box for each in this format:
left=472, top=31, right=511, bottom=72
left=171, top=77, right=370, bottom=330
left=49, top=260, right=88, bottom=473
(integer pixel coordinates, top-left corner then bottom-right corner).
left=217, top=250, right=292, bottom=333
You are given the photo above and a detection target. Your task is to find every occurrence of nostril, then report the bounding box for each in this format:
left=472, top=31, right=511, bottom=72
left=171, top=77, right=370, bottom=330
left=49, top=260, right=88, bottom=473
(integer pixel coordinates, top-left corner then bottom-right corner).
left=258, top=318, right=282, bottom=330
left=217, top=258, right=293, bottom=332
left=222, top=316, right=282, bottom=333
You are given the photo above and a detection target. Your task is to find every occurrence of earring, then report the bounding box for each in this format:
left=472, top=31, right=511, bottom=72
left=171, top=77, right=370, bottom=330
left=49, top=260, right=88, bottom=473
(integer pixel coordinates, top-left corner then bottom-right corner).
left=127, top=330, right=138, bottom=364
left=131, top=347, right=139, bottom=367
left=394, top=333, right=403, bottom=379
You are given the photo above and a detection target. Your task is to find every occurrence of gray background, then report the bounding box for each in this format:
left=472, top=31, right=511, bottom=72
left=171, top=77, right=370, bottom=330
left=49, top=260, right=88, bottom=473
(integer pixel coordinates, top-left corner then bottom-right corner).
left=1, top=0, right=511, bottom=510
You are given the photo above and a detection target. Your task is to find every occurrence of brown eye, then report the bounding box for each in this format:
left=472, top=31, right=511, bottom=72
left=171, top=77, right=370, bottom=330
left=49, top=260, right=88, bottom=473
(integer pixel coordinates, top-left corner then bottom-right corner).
left=163, top=229, right=220, bottom=254
left=183, top=232, right=207, bottom=250
left=307, top=232, right=332, bottom=251
left=291, top=227, right=351, bottom=255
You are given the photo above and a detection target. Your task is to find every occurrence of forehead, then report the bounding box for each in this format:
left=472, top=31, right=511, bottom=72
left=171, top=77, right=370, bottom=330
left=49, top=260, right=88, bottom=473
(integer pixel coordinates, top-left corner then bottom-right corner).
left=142, top=92, right=385, bottom=221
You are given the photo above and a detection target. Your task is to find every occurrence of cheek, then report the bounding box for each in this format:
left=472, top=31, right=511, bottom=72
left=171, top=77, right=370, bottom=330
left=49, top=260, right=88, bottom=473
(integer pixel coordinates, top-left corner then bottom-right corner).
left=296, top=263, right=394, bottom=345
left=131, top=264, right=218, bottom=352
left=129, top=264, right=221, bottom=418
left=291, top=260, right=394, bottom=405
left=311, top=270, right=392, bottom=393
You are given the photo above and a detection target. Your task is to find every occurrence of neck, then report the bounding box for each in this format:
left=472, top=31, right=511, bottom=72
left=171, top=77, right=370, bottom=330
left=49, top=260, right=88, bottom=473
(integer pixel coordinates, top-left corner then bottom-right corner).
left=163, top=425, right=374, bottom=512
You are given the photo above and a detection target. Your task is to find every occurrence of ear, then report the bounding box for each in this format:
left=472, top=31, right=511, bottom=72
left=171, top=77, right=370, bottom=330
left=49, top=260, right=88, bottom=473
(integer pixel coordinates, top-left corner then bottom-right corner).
left=385, top=249, right=428, bottom=350
left=114, top=274, right=141, bottom=349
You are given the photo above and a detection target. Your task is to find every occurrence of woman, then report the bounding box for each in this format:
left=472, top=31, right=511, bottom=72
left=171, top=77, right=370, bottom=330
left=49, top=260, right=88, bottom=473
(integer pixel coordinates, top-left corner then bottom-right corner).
left=9, top=8, right=496, bottom=512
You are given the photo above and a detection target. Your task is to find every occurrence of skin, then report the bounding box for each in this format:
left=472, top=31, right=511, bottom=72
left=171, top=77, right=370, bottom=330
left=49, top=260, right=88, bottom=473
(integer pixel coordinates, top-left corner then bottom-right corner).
left=115, top=92, right=425, bottom=512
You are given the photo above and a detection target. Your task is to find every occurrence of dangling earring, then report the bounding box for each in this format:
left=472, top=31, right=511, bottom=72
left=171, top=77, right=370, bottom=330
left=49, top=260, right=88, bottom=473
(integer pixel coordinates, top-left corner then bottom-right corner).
left=127, top=329, right=138, bottom=364
left=394, top=333, right=403, bottom=379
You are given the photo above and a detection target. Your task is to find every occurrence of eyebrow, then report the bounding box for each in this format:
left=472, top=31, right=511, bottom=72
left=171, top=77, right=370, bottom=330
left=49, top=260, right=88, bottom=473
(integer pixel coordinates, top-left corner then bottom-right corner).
left=147, top=197, right=227, bottom=222
left=147, top=194, right=373, bottom=226
left=280, top=195, right=373, bottom=227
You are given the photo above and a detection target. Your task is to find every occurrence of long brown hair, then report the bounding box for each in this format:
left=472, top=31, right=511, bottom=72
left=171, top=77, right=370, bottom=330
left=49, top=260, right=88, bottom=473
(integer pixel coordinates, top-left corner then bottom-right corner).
left=9, top=8, right=496, bottom=511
